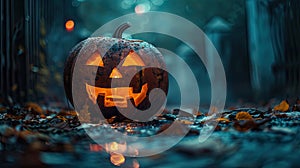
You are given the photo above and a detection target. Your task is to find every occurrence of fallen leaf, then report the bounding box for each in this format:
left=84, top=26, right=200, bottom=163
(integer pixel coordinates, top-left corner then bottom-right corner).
left=216, top=118, right=230, bottom=123
left=235, top=111, right=253, bottom=120
left=273, top=100, right=289, bottom=112
left=25, top=102, right=44, bottom=115
left=234, top=118, right=270, bottom=132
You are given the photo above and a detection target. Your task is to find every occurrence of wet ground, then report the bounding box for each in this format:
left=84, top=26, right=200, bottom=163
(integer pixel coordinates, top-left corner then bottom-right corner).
left=1, top=99, right=300, bottom=168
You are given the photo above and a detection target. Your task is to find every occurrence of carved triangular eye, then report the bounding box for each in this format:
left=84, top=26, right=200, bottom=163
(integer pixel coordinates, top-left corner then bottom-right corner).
left=109, top=67, right=123, bottom=79
left=86, top=52, right=104, bottom=67
left=122, top=51, right=145, bottom=66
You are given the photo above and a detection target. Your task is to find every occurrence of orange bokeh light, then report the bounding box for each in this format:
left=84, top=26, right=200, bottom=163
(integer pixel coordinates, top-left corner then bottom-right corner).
left=65, top=20, right=75, bottom=32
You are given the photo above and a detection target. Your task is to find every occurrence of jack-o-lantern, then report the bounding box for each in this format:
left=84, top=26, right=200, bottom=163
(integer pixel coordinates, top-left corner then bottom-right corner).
left=64, top=23, right=168, bottom=121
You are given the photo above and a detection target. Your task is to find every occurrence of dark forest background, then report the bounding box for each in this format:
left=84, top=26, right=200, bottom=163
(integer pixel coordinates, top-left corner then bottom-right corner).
left=1, top=0, right=299, bottom=107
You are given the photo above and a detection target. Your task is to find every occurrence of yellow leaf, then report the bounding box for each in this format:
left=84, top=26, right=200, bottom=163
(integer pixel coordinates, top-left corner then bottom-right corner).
left=273, top=100, right=289, bottom=112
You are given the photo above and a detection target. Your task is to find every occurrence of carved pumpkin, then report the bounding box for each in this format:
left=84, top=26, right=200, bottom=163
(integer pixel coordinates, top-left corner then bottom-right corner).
left=64, top=23, right=168, bottom=121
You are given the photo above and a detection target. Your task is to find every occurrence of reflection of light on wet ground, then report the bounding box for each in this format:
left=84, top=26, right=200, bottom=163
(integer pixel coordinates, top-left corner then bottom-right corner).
left=89, top=142, right=127, bottom=166
left=105, top=141, right=127, bottom=153
left=89, top=144, right=103, bottom=152
left=133, top=159, right=140, bottom=168
left=110, top=152, right=125, bottom=166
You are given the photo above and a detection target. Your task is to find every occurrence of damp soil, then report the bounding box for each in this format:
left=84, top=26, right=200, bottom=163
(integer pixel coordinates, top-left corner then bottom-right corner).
left=1, top=100, right=300, bottom=167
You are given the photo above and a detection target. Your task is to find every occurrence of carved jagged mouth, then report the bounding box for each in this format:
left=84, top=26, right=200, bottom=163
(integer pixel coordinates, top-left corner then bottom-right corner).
left=85, top=83, right=148, bottom=108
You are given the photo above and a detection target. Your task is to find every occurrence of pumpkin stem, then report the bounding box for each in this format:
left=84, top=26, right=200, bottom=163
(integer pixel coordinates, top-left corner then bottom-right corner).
left=112, top=23, right=131, bottom=38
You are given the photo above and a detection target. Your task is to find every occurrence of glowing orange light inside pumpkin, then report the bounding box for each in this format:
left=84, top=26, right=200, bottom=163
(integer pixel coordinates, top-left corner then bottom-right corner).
left=65, top=20, right=75, bottom=32
left=110, top=152, right=125, bottom=166
left=84, top=50, right=148, bottom=107
left=109, top=68, right=123, bottom=78
left=86, top=52, right=104, bottom=67
left=122, top=51, right=145, bottom=66
left=86, top=83, right=148, bottom=107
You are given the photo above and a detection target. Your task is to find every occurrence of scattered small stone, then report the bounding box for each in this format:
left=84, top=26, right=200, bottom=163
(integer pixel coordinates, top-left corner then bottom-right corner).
left=270, top=126, right=296, bottom=135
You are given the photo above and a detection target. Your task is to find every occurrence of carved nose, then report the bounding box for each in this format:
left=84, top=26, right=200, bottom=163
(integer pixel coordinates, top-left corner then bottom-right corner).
left=109, top=67, right=123, bottom=78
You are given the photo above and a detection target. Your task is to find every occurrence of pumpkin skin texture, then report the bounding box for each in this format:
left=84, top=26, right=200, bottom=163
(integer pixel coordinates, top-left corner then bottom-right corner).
left=64, top=24, right=168, bottom=122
